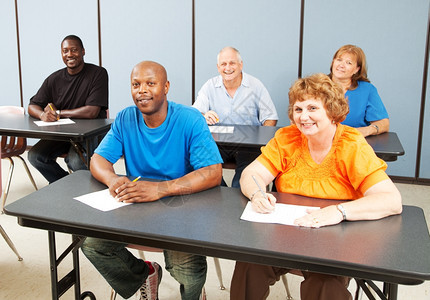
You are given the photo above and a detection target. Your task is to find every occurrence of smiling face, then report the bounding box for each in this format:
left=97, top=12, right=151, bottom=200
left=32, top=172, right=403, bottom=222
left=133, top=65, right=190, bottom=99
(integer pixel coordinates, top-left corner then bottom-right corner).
left=61, top=39, right=85, bottom=75
left=217, top=48, right=243, bottom=84
left=331, top=52, right=360, bottom=82
left=130, top=61, right=170, bottom=127
left=292, top=97, right=335, bottom=137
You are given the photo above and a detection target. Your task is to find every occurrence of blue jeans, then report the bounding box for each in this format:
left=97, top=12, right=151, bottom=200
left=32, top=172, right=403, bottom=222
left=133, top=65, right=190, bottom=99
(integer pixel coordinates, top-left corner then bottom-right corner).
left=81, top=237, right=207, bottom=299
left=28, top=139, right=94, bottom=183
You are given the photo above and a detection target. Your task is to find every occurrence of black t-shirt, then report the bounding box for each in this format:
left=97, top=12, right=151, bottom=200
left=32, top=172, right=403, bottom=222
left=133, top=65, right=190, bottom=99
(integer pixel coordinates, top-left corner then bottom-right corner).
left=30, top=63, right=109, bottom=118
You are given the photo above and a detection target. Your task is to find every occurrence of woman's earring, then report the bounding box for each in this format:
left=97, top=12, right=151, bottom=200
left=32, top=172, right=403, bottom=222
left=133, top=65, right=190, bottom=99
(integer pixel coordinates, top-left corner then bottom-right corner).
left=332, top=120, right=336, bottom=124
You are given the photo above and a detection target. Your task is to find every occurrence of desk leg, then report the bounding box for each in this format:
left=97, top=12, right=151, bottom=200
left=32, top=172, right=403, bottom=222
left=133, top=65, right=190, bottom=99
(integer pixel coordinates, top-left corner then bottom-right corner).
left=47, top=231, right=95, bottom=300
left=48, top=231, right=59, bottom=300
left=85, top=138, right=90, bottom=167
left=355, top=279, right=398, bottom=300
left=383, top=282, right=398, bottom=300
left=72, top=235, right=82, bottom=299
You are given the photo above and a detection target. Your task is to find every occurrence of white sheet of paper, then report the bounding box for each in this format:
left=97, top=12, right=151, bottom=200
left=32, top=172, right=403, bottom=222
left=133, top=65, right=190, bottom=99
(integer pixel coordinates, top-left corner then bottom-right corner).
left=209, top=126, right=234, bottom=133
left=34, top=118, right=75, bottom=127
left=74, top=189, right=132, bottom=211
left=240, top=202, right=319, bottom=226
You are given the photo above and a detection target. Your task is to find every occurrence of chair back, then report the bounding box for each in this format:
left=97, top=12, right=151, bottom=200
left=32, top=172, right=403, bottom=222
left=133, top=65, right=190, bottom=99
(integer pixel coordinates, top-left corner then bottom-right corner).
left=0, top=106, right=25, bottom=115
left=0, top=106, right=27, bottom=157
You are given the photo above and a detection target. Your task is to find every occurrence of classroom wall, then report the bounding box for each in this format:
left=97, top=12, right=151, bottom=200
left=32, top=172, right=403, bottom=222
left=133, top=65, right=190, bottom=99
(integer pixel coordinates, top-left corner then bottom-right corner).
left=1, top=0, right=20, bottom=107
left=1, top=0, right=429, bottom=181
left=301, top=0, right=429, bottom=179
left=195, top=0, right=301, bottom=125
left=100, top=0, right=192, bottom=115
left=420, top=58, right=430, bottom=178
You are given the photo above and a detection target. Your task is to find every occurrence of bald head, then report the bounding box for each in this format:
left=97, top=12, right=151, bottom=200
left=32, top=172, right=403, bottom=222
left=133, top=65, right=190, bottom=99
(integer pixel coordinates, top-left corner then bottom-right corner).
left=131, top=61, right=168, bottom=83
left=130, top=60, right=170, bottom=125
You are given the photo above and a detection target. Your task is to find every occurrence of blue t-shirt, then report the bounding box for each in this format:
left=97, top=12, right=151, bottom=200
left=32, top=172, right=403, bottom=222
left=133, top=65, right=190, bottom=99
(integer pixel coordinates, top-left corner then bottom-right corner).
left=95, top=101, right=223, bottom=180
left=342, top=81, right=389, bottom=128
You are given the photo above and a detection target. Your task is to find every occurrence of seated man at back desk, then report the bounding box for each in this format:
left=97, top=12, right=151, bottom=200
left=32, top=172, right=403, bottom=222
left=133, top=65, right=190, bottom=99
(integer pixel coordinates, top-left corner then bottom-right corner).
left=82, top=61, right=222, bottom=300
left=27, top=34, right=108, bottom=184
left=193, top=46, right=278, bottom=188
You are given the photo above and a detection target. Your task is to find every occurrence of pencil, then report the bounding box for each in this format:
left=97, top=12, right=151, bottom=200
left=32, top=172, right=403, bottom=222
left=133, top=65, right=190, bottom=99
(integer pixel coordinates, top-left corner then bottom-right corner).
left=251, top=175, right=268, bottom=200
left=48, top=104, right=59, bottom=120
left=132, top=176, right=141, bottom=182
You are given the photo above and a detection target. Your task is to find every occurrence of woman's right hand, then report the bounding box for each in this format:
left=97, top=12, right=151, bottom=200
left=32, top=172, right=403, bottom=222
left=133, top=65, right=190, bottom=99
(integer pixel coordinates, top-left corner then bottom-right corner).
left=251, top=192, right=277, bottom=213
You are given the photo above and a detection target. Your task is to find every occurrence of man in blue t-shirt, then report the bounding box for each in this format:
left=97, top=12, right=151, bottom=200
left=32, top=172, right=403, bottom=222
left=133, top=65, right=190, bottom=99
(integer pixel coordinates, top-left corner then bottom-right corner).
left=81, top=61, right=223, bottom=300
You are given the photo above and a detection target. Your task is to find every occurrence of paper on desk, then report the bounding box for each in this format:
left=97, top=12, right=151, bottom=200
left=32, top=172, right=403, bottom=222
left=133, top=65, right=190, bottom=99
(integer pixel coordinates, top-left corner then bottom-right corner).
left=74, top=189, right=132, bottom=211
left=240, top=202, right=319, bottom=226
left=209, top=126, right=234, bottom=133
left=34, top=118, right=75, bottom=127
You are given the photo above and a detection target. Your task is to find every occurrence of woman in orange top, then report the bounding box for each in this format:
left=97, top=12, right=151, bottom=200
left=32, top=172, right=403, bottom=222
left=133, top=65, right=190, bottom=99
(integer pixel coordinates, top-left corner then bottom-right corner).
left=230, top=73, right=402, bottom=300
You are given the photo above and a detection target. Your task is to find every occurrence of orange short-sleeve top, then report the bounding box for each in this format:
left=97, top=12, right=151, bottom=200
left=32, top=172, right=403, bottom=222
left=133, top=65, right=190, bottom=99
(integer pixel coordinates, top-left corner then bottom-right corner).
left=257, top=124, right=388, bottom=200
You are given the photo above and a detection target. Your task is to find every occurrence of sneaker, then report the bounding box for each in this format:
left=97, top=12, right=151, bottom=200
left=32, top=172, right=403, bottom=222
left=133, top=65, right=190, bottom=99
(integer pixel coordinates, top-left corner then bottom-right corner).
left=199, top=286, right=207, bottom=300
left=139, top=261, right=162, bottom=300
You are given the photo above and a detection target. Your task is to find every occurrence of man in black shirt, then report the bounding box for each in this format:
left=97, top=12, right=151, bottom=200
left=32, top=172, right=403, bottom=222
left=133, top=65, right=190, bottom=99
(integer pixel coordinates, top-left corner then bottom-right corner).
left=28, top=35, right=109, bottom=183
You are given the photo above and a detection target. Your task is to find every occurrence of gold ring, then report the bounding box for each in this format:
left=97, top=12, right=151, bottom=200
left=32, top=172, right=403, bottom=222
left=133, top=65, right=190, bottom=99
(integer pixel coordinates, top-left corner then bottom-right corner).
left=313, top=218, right=319, bottom=223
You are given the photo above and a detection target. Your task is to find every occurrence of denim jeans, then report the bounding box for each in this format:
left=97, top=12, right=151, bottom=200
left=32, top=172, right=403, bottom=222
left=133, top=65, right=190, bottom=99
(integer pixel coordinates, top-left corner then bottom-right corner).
left=81, top=237, right=207, bottom=299
left=28, top=138, right=96, bottom=183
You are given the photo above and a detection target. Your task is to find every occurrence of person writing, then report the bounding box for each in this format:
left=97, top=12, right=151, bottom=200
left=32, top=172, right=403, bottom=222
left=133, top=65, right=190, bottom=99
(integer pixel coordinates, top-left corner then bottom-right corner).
left=329, top=44, right=389, bottom=137
left=193, top=46, right=278, bottom=188
left=27, top=35, right=108, bottom=183
left=230, top=73, right=402, bottom=300
left=81, top=61, right=222, bottom=300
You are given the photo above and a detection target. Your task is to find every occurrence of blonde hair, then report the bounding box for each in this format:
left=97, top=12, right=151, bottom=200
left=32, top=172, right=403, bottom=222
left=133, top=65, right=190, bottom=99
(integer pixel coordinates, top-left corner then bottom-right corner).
left=329, top=44, right=370, bottom=89
left=288, top=73, right=349, bottom=124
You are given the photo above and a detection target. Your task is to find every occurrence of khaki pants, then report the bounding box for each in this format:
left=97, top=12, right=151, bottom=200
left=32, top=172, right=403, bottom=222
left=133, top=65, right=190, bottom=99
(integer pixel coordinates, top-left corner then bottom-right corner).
left=230, top=261, right=352, bottom=300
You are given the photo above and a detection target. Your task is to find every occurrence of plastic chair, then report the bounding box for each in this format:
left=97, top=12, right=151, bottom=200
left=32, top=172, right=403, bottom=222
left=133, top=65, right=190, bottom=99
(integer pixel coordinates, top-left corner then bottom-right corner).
left=0, top=106, right=38, bottom=212
left=0, top=148, right=23, bottom=260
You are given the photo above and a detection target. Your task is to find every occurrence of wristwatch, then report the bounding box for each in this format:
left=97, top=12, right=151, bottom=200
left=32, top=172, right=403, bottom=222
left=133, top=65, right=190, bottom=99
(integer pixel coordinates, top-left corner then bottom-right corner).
left=336, top=204, right=347, bottom=221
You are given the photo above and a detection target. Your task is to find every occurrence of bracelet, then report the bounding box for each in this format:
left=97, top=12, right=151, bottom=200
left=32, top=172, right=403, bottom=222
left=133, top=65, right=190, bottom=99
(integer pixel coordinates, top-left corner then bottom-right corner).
left=336, top=204, right=347, bottom=221
left=371, top=124, right=379, bottom=134
left=250, top=189, right=264, bottom=201
left=40, top=111, right=44, bottom=119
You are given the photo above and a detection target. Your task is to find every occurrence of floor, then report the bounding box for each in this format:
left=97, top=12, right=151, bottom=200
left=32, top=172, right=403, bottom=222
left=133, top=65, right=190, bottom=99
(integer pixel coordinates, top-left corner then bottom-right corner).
left=1, top=153, right=430, bottom=299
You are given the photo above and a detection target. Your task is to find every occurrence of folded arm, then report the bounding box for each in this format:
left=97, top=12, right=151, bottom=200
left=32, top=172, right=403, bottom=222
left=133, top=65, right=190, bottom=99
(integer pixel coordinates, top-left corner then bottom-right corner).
left=91, top=153, right=222, bottom=203
left=357, top=118, right=389, bottom=137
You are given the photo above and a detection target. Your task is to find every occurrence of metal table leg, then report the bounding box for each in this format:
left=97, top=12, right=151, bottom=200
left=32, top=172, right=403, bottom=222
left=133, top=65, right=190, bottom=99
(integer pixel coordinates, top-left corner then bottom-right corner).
left=47, top=232, right=95, bottom=299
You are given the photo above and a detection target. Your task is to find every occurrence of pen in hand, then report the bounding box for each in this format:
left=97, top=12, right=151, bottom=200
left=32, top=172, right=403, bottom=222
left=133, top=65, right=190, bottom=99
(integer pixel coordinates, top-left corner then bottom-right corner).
left=115, top=176, right=141, bottom=199
left=251, top=175, right=276, bottom=213
left=132, top=176, right=141, bottom=182
left=48, top=104, right=59, bottom=120
left=252, top=175, right=268, bottom=200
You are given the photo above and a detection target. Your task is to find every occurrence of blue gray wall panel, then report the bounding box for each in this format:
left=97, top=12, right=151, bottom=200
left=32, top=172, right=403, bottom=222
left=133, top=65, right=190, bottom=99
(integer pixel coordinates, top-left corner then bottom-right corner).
left=1, top=1, right=20, bottom=107
left=1, top=0, right=430, bottom=180
left=195, top=0, right=301, bottom=127
left=100, top=0, right=192, bottom=117
left=302, top=0, right=429, bottom=178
